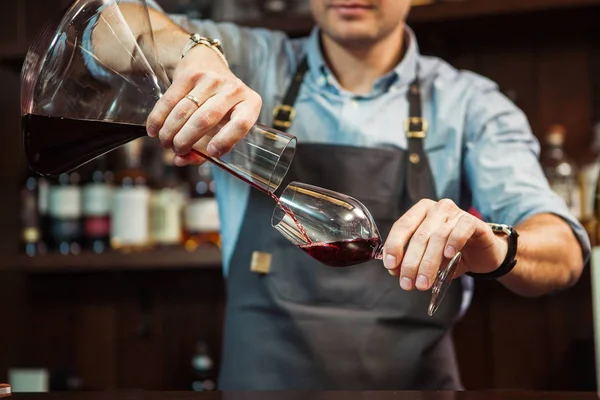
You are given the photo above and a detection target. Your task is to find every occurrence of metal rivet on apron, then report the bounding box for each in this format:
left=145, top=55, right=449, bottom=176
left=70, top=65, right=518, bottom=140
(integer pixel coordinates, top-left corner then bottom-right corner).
left=250, top=251, right=272, bottom=274
left=409, top=153, right=420, bottom=164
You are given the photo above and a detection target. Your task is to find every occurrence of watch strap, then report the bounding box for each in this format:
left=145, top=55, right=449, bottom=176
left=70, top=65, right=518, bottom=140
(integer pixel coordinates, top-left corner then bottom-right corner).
left=467, top=223, right=519, bottom=280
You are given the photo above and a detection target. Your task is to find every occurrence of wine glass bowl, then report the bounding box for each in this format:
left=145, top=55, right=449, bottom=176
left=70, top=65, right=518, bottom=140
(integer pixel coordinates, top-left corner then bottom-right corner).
left=271, top=181, right=383, bottom=267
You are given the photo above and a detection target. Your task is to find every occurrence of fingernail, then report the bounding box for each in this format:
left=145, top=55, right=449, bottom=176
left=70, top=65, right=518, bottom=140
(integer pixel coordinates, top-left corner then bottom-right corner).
left=416, top=274, right=429, bottom=290
left=400, top=277, right=413, bottom=290
left=388, top=269, right=396, bottom=276
left=207, top=143, right=221, bottom=157
left=445, top=245, right=456, bottom=258
left=384, top=254, right=397, bottom=269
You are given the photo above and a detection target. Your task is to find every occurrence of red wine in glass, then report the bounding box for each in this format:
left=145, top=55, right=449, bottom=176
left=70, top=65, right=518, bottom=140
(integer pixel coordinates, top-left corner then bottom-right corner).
left=299, top=237, right=381, bottom=267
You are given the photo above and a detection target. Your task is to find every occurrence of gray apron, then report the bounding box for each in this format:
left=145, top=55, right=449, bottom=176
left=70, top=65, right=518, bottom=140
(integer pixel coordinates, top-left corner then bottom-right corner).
left=217, top=59, right=465, bottom=390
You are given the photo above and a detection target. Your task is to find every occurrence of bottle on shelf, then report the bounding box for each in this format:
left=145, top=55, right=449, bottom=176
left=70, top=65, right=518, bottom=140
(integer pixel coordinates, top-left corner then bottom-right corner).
left=47, top=171, right=83, bottom=255
left=20, top=169, right=47, bottom=257
left=191, top=339, right=216, bottom=391
left=579, top=122, right=600, bottom=243
left=37, top=175, right=50, bottom=247
left=541, top=124, right=582, bottom=220
left=82, top=155, right=113, bottom=253
left=149, top=149, right=185, bottom=247
left=183, top=163, right=221, bottom=251
left=110, top=139, right=151, bottom=252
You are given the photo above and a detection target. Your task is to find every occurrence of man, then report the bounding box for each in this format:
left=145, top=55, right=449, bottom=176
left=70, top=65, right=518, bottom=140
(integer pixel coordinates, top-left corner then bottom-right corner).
left=97, top=0, right=589, bottom=390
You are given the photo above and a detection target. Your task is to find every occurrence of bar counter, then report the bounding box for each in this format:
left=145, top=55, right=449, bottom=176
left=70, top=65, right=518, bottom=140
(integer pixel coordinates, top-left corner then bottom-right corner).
left=3, top=391, right=599, bottom=400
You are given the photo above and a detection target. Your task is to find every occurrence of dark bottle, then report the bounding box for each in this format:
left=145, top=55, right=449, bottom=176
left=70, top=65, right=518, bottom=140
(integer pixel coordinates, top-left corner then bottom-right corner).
left=82, top=156, right=113, bottom=253
left=149, top=149, right=185, bottom=247
left=191, top=339, right=216, bottom=391
left=47, top=171, right=83, bottom=255
left=183, top=164, right=221, bottom=251
left=37, top=175, right=50, bottom=246
left=20, top=170, right=47, bottom=257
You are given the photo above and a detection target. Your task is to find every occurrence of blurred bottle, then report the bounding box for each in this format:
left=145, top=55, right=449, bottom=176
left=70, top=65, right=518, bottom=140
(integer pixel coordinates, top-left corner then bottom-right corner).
left=20, top=170, right=47, bottom=257
left=183, top=164, right=220, bottom=251
left=579, top=122, right=600, bottom=243
left=82, top=155, right=113, bottom=253
left=110, top=139, right=150, bottom=252
left=542, top=125, right=581, bottom=220
left=37, top=176, right=50, bottom=246
left=191, top=339, right=216, bottom=391
left=47, top=172, right=83, bottom=255
left=149, top=149, right=185, bottom=247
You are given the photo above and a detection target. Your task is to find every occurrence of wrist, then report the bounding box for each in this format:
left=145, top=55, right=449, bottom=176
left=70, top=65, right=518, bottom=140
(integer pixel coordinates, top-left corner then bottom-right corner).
left=467, top=223, right=519, bottom=280
left=153, top=29, right=190, bottom=78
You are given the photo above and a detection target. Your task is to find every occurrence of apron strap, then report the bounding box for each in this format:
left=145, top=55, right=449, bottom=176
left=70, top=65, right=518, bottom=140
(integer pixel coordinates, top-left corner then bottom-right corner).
left=405, top=78, right=437, bottom=202
left=272, top=57, right=309, bottom=132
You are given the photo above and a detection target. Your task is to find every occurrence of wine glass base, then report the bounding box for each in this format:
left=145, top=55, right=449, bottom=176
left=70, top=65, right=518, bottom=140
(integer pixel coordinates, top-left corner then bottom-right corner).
left=428, top=252, right=462, bottom=317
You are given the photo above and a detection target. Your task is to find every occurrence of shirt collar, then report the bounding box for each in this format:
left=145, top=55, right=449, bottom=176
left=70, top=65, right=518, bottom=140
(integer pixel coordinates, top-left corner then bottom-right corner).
left=305, top=25, right=420, bottom=95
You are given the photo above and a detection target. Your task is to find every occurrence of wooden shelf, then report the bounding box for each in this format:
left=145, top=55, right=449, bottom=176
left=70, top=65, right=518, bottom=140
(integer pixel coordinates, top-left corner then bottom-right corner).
left=233, top=0, right=600, bottom=35
left=407, top=0, right=600, bottom=23
left=0, top=246, right=222, bottom=273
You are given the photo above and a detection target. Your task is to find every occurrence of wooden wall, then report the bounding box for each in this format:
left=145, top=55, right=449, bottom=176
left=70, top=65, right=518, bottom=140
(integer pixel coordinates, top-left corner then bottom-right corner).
left=1, top=1, right=600, bottom=393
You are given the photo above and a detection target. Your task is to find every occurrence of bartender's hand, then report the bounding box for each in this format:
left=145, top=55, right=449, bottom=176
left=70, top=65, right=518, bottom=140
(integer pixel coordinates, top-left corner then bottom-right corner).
left=146, top=44, right=262, bottom=166
left=383, top=199, right=508, bottom=291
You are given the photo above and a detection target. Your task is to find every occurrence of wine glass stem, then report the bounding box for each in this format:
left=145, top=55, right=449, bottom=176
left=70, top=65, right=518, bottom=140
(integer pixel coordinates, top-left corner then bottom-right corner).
left=374, top=244, right=384, bottom=260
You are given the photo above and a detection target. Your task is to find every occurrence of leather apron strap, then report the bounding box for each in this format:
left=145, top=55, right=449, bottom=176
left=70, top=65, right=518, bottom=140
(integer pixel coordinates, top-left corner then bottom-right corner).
left=406, top=78, right=437, bottom=202
left=272, top=57, right=309, bottom=132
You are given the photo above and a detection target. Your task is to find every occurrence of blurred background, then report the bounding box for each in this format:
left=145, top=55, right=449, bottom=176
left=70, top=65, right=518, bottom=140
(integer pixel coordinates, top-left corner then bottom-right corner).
left=1, top=0, right=600, bottom=393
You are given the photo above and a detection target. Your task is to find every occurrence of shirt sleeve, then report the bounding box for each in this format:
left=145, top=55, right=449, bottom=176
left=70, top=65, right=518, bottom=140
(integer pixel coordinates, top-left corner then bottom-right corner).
left=463, top=74, right=591, bottom=265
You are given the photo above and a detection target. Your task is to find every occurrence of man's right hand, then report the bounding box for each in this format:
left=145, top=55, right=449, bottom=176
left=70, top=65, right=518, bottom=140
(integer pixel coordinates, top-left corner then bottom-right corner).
left=146, top=43, right=263, bottom=166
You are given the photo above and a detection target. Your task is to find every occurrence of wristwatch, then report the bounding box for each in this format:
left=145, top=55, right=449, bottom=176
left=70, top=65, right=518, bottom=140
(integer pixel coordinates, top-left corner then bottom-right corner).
left=467, top=223, right=519, bottom=280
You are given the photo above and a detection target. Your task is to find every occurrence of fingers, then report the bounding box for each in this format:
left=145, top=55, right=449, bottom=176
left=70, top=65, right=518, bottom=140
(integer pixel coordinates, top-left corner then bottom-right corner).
left=392, top=199, right=457, bottom=291
left=147, top=67, right=261, bottom=160
left=157, top=77, right=224, bottom=149
left=444, top=213, right=478, bottom=259
left=171, top=93, right=234, bottom=155
left=146, top=76, right=195, bottom=139
left=415, top=218, right=458, bottom=290
left=383, top=199, right=434, bottom=272
left=173, top=151, right=208, bottom=167
left=203, top=99, right=261, bottom=157
left=385, top=199, right=471, bottom=292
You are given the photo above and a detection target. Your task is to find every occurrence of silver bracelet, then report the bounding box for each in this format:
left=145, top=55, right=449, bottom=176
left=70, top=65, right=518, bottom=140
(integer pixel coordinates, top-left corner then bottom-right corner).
left=181, top=33, right=229, bottom=68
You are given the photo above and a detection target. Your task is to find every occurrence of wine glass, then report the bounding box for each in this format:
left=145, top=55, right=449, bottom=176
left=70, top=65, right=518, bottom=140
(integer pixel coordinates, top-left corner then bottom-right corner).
left=271, top=181, right=462, bottom=316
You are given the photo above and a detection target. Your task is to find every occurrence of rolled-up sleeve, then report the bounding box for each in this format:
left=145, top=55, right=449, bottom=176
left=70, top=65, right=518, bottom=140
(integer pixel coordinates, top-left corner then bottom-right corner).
left=463, top=76, right=591, bottom=264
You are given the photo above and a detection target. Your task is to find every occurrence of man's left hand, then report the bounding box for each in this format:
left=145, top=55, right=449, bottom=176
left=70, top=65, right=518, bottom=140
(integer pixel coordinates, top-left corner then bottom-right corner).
left=383, top=198, right=509, bottom=291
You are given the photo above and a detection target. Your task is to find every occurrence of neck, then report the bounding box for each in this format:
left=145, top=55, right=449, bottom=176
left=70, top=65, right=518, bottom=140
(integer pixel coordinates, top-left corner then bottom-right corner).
left=320, top=26, right=406, bottom=95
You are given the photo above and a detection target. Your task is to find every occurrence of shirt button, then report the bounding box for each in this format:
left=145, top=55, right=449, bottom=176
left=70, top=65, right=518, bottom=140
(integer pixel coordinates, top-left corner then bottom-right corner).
left=351, top=99, right=359, bottom=107
left=389, top=86, right=397, bottom=93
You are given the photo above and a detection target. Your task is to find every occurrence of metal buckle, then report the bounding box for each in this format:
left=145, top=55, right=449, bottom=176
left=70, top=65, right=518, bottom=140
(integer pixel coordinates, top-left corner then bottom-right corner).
left=273, top=105, right=296, bottom=129
left=405, top=117, right=428, bottom=139
left=487, top=222, right=513, bottom=236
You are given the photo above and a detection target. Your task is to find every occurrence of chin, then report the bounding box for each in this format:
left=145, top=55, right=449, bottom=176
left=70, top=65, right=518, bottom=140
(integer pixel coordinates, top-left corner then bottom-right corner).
left=325, top=27, right=380, bottom=46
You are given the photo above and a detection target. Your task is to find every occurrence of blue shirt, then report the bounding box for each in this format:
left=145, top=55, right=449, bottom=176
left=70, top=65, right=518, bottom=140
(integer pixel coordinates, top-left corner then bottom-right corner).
left=92, top=3, right=591, bottom=309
